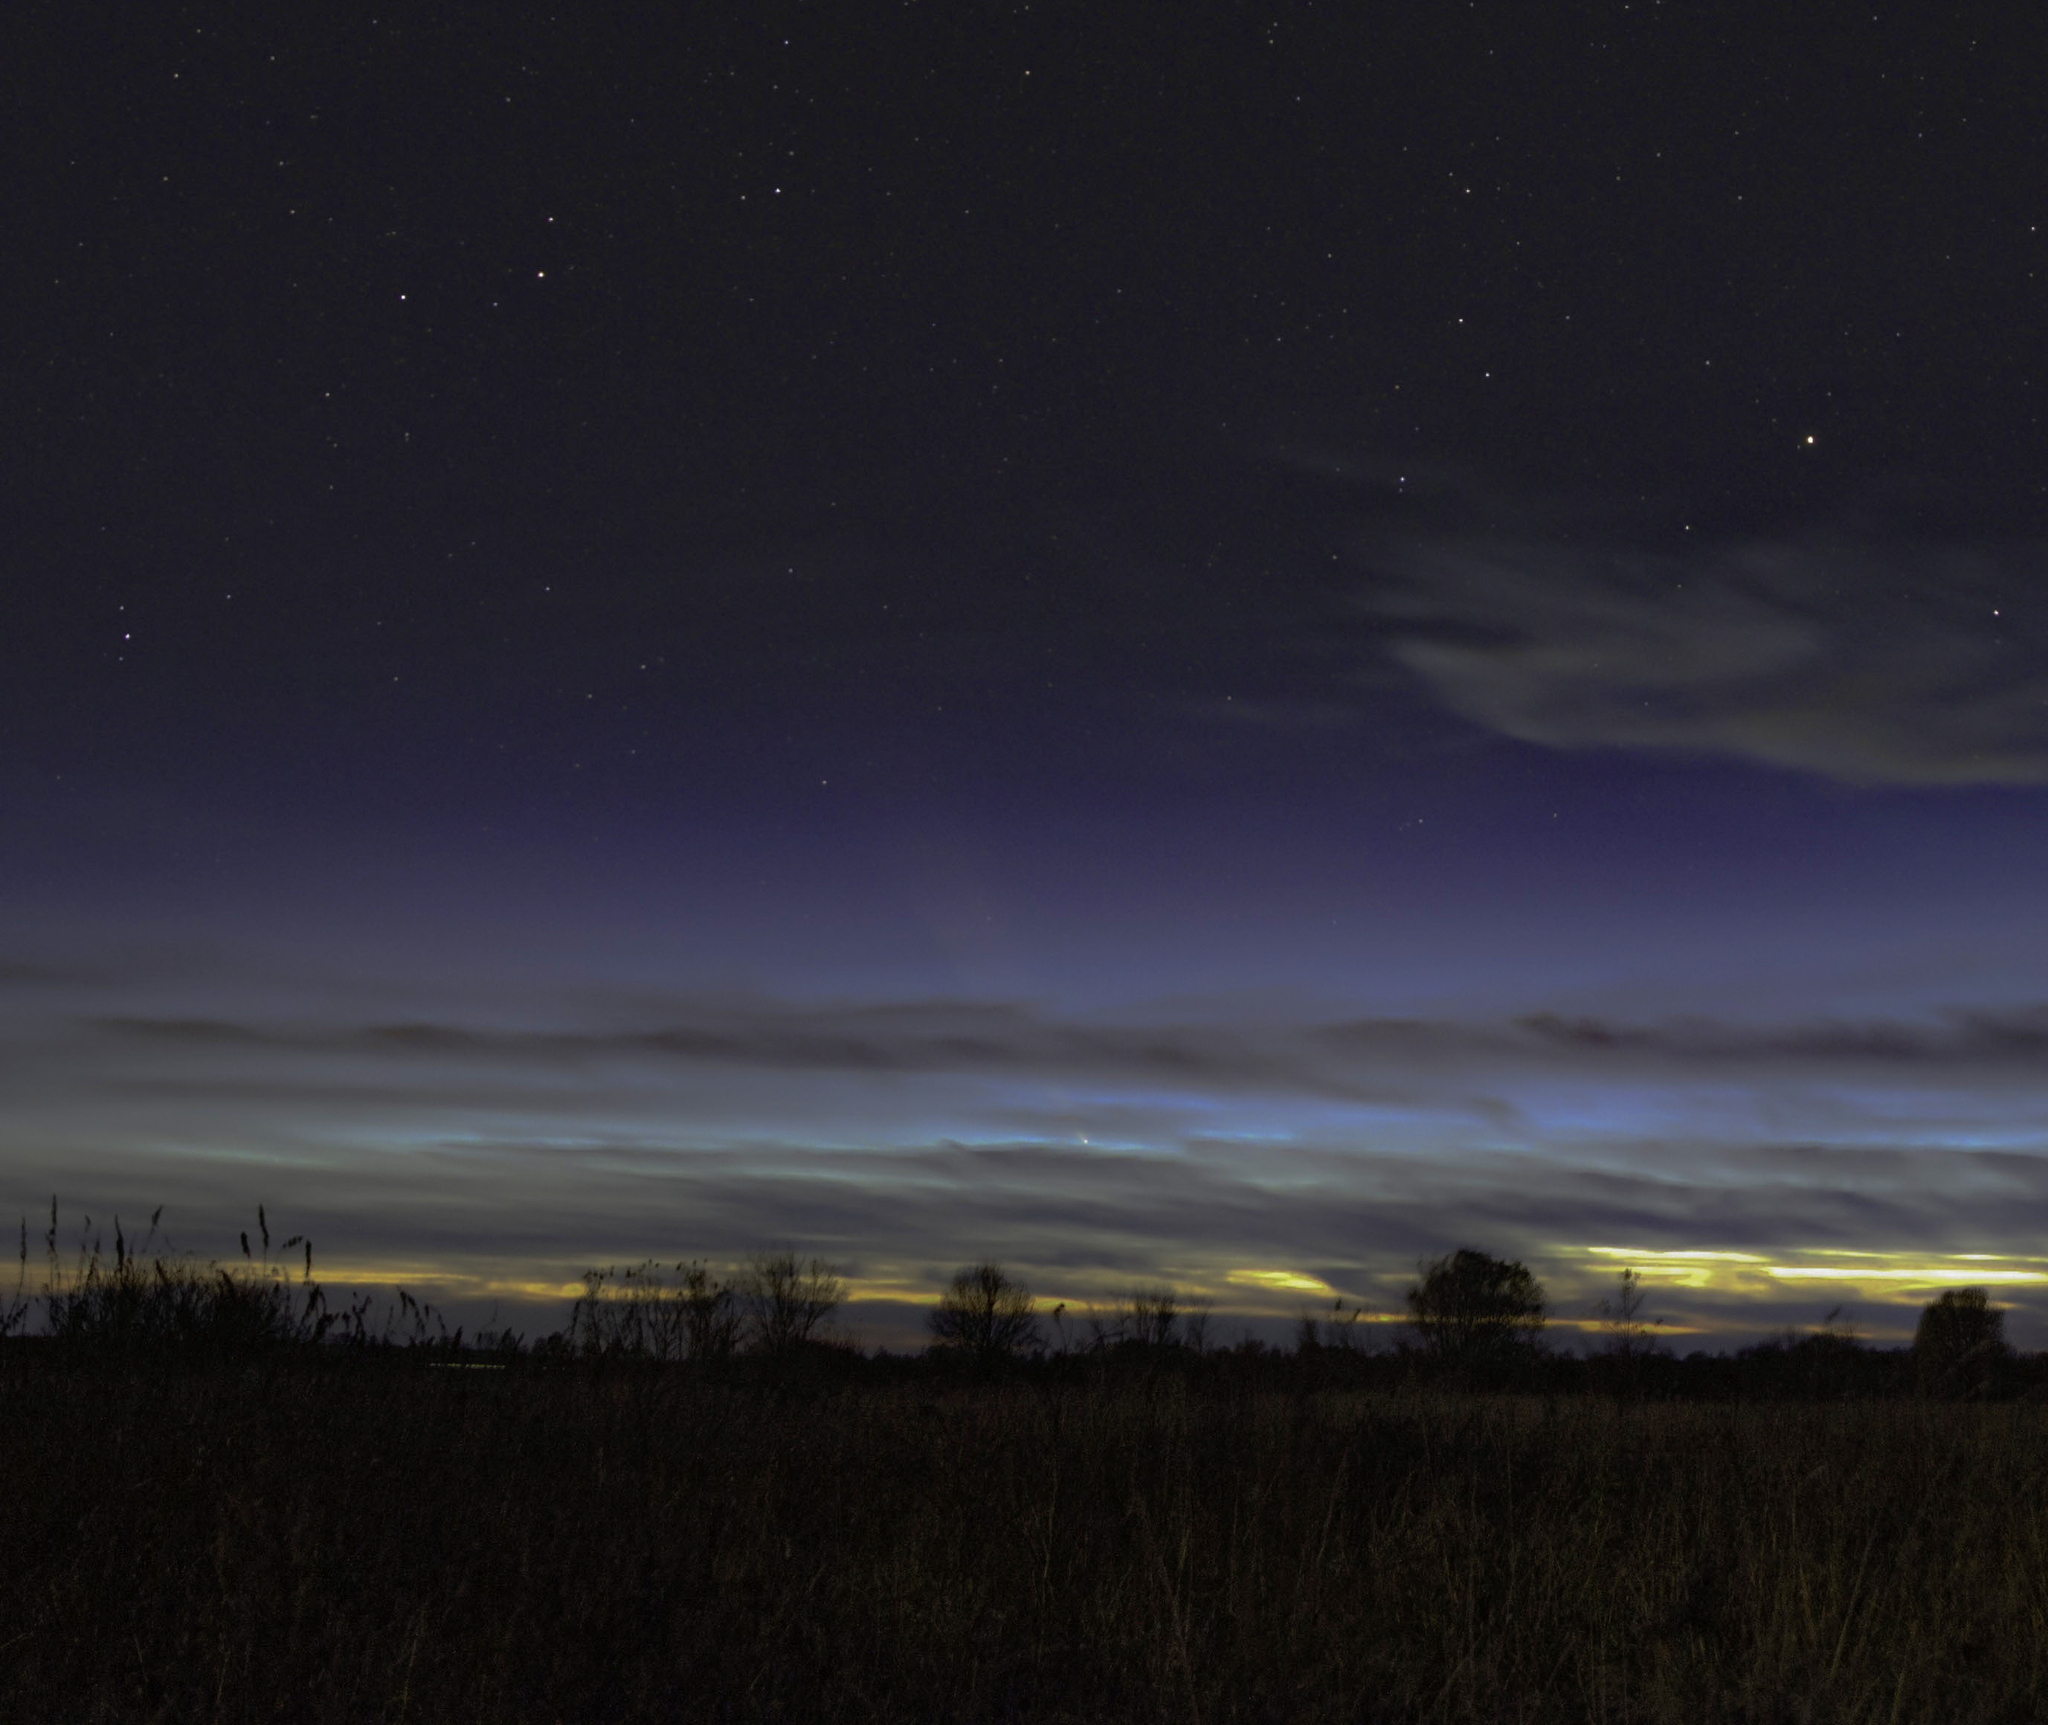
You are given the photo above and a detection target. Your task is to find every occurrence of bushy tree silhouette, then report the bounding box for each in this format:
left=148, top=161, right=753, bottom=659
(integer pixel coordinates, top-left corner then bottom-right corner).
left=1914, top=1287, right=2008, bottom=1397
left=1407, top=1248, right=1545, bottom=1369
left=928, top=1263, right=1040, bottom=1364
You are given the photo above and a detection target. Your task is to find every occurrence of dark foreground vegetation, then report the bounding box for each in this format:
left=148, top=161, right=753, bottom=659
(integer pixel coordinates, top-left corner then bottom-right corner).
left=11, top=1350, right=2048, bottom=1723
left=5, top=1210, right=2047, bottom=1722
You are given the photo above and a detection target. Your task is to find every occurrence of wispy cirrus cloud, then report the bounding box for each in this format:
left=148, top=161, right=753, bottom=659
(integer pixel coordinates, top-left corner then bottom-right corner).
left=1364, top=525, right=2048, bottom=785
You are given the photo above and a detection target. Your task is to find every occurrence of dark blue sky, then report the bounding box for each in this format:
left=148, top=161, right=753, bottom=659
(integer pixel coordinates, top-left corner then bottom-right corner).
left=7, top=4, right=2048, bottom=1347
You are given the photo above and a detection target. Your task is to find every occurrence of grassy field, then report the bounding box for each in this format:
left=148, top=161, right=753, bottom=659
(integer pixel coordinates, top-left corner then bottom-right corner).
left=4, top=1346, right=2047, bottom=1723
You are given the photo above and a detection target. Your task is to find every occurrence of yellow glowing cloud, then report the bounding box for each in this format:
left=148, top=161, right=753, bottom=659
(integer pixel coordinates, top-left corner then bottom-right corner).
left=1573, top=1245, right=2048, bottom=1298
left=1225, top=1268, right=1336, bottom=1296
left=1766, top=1266, right=2048, bottom=1284
left=840, top=1278, right=947, bottom=1305
left=290, top=1263, right=590, bottom=1301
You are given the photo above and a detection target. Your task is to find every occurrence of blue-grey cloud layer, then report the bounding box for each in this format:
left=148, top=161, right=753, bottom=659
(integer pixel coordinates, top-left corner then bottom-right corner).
left=8, top=957, right=2048, bottom=1343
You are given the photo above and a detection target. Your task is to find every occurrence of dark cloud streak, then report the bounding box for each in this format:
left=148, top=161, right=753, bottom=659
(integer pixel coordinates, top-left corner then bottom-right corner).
left=77, top=997, right=2048, bottom=1089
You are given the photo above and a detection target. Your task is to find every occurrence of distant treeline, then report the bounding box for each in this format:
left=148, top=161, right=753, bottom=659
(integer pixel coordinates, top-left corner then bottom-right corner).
left=2, top=1202, right=2034, bottom=1399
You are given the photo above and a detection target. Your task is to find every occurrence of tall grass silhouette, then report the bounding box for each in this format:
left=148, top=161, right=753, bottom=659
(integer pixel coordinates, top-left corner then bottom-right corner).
left=8, top=1199, right=470, bottom=1359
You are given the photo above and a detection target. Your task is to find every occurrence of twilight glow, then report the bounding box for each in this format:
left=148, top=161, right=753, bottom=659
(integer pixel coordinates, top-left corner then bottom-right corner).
left=9, top=7, right=2047, bottom=1351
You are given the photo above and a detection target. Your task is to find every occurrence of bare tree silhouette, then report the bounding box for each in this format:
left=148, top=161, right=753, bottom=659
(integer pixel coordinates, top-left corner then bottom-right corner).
left=679, top=1263, right=740, bottom=1360
left=1598, top=1268, right=1666, bottom=1359
left=928, top=1263, right=1040, bottom=1365
left=738, top=1251, right=844, bottom=1356
left=1089, top=1285, right=1206, bottom=1351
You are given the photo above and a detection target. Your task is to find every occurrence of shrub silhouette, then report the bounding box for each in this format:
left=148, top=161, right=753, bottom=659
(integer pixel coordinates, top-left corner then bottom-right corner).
left=737, top=1250, right=844, bottom=1356
left=1914, top=1287, right=2008, bottom=1397
left=1118, top=1286, right=1182, bottom=1349
left=1407, top=1247, right=1545, bottom=1370
left=569, top=1260, right=738, bottom=1363
left=677, top=1263, right=741, bottom=1360
left=1086, top=1285, right=1209, bottom=1353
left=1294, top=1298, right=1370, bottom=1357
left=1, top=1214, right=28, bottom=1340
left=928, top=1262, right=1040, bottom=1364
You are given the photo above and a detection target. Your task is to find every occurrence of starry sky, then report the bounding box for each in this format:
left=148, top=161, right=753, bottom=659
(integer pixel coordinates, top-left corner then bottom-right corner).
left=8, top=4, right=2048, bottom=1349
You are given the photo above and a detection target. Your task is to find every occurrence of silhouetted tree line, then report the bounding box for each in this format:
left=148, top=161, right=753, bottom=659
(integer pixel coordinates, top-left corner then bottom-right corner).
left=3, top=1204, right=2039, bottom=1398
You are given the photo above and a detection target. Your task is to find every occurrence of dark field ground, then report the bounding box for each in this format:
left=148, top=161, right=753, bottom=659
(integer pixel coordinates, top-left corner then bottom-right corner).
left=4, top=1349, right=2047, bottom=1724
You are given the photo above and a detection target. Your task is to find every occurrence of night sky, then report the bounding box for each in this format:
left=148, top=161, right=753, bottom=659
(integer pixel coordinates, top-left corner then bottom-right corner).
left=9, top=5, right=2048, bottom=1348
